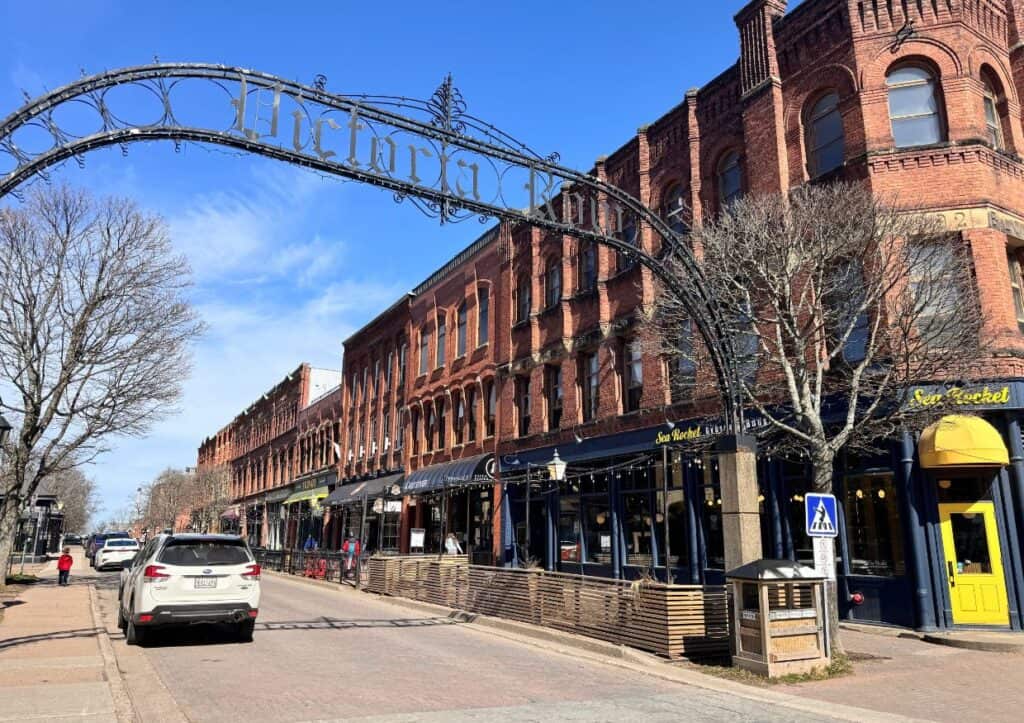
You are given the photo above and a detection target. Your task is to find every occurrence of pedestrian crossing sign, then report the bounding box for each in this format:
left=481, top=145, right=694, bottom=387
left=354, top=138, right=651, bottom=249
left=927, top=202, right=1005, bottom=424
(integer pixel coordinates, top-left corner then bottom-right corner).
left=805, top=493, right=838, bottom=538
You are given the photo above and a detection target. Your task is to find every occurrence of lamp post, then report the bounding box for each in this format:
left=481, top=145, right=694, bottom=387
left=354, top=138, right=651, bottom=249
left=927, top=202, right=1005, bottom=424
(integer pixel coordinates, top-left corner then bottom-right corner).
left=505, top=450, right=567, bottom=569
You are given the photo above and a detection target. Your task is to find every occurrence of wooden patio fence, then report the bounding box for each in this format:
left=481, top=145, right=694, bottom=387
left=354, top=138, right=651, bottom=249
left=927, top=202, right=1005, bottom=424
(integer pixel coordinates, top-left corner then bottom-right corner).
left=365, top=555, right=729, bottom=659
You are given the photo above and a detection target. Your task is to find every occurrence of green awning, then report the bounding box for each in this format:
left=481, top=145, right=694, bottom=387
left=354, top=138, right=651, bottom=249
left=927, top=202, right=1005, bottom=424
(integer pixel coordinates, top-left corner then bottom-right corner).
left=283, top=485, right=330, bottom=506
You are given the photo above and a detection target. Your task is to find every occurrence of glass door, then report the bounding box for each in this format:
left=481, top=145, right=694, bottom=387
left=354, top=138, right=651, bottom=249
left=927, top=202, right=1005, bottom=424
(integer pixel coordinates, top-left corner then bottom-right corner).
left=939, top=501, right=1009, bottom=626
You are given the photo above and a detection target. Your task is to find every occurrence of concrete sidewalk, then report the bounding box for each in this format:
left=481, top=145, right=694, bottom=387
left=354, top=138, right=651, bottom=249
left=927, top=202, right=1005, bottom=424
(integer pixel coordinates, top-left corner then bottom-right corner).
left=0, top=550, right=129, bottom=722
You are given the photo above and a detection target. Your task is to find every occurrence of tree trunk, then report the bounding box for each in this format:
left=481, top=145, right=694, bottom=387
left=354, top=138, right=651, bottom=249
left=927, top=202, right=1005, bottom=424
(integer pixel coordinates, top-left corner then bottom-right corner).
left=0, top=504, right=22, bottom=592
left=811, top=449, right=843, bottom=655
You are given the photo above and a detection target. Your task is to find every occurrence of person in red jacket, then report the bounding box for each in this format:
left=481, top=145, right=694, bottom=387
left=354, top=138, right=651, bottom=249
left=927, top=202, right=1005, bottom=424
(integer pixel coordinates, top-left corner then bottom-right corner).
left=57, top=547, right=73, bottom=586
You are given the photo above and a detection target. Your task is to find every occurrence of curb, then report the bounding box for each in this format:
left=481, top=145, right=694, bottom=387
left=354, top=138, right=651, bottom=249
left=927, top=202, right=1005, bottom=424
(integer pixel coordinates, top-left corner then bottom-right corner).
left=920, top=633, right=1024, bottom=654
left=87, top=582, right=136, bottom=723
left=265, top=570, right=919, bottom=723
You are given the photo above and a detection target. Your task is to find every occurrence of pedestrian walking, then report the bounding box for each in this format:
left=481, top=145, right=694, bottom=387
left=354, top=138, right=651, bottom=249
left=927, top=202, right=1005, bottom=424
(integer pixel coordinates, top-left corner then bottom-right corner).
left=342, top=534, right=361, bottom=576
left=445, top=532, right=463, bottom=555
left=57, top=547, right=73, bottom=586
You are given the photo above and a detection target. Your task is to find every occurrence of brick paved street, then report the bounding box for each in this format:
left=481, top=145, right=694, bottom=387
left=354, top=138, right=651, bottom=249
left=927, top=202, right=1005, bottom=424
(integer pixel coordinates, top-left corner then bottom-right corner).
left=95, top=574, right=853, bottom=722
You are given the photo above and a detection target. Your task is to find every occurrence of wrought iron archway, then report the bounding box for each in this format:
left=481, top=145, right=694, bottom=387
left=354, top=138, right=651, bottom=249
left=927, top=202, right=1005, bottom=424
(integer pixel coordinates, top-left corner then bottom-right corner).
left=0, top=63, right=746, bottom=434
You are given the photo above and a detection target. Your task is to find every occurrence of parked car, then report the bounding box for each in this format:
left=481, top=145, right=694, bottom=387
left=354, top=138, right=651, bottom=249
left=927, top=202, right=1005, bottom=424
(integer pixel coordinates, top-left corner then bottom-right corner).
left=118, top=534, right=260, bottom=645
left=95, top=538, right=141, bottom=571
left=87, top=531, right=130, bottom=566
left=62, top=533, right=82, bottom=547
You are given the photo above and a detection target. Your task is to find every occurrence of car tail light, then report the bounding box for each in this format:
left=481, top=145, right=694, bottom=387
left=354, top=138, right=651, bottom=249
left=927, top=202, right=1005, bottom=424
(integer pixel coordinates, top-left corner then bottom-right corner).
left=248, top=609, right=259, bottom=618
left=242, top=564, right=261, bottom=580
left=143, top=565, right=169, bottom=582
left=138, top=614, right=154, bottom=623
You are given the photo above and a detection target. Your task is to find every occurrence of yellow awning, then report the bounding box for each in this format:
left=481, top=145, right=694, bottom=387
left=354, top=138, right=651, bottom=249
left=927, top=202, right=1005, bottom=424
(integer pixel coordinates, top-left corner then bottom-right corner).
left=283, top=486, right=330, bottom=506
left=918, top=415, right=1009, bottom=468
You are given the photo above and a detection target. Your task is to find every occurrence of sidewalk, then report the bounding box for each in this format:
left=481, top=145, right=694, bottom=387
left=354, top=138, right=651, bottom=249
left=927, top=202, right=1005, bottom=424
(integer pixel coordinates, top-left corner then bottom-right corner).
left=0, top=550, right=129, bottom=722
left=788, top=628, right=1024, bottom=722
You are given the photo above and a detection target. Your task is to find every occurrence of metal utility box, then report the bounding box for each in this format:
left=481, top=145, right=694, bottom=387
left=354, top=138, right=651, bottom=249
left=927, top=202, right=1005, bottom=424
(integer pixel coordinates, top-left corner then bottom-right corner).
left=726, top=560, right=828, bottom=677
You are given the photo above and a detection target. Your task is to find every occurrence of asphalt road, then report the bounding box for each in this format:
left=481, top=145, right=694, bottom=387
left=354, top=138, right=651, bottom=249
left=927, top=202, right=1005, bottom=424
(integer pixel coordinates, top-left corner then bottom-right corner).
left=95, top=572, right=840, bottom=722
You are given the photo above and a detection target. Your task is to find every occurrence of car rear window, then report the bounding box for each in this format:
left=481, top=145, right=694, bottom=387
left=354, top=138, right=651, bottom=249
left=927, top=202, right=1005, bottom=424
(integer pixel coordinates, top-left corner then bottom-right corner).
left=105, top=540, right=138, bottom=548
left=157, top=539, right=251, bottom=566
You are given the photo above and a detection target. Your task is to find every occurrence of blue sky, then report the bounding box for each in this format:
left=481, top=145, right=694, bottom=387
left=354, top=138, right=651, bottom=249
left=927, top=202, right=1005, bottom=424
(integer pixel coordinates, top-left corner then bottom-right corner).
left=0, top=0, right=797, bottom=522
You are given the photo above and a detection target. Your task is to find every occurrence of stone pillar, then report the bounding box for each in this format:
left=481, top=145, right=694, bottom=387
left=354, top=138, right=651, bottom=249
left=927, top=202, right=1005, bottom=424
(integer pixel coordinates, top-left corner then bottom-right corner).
left=719, top=435, right=762, bottom=573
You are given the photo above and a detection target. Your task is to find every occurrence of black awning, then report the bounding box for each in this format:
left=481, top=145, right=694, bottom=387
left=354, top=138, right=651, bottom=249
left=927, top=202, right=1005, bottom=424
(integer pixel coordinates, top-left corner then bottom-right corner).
left=402, top=454, right=494, bottom=495
left=324, top=472, right=404, bottom=507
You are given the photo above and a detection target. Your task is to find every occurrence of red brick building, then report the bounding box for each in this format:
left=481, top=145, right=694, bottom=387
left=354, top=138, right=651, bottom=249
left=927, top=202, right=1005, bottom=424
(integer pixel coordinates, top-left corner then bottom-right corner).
left=202, top=0, right=1024, bottom=631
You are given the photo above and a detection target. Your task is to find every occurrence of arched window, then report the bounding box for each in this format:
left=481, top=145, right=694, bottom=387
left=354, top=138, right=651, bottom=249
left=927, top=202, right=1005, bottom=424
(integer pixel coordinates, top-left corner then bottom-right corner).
left=660, top=183, right=689, bottom=234
left=886, top=64, right=943, bottom=148
left=544, top=256, right=562, bottom=308
left=982, top=70, right=1005, bottom=150
left=577, top=242, right=597, bottom=293
left=718, top=151, right=743, bottom=207
left=806, top=91, right=845, bottom=177
left=515, top=273, right=531, bottom=323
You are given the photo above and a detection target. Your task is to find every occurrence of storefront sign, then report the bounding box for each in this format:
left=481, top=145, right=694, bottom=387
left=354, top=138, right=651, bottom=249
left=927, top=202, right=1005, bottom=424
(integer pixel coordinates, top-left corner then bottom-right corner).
left=907, top=383, right=1024, bottom=410
left=654, top=426, right=703, bottom=445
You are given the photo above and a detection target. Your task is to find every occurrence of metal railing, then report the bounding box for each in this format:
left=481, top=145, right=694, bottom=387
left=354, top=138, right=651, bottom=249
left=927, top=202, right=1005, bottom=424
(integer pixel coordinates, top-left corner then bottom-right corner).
left=252, top=548, right=365, bottom=587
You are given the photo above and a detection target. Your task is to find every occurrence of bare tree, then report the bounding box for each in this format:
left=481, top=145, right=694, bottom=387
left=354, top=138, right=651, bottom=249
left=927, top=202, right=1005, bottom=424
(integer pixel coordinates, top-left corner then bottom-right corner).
left=0, top=185, right=203, bottom=591
left=186, top=465, right=232, bottom=534
left=45, top=467, right=100, bottom=534
left=139, top=468, right=194, bottom=533
left=653, top=182, right=985, bottom=645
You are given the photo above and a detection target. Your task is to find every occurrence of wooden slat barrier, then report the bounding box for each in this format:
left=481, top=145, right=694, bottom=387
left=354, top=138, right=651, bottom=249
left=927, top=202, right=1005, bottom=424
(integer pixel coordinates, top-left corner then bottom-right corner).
left=365, top=555, right=729, bottom=659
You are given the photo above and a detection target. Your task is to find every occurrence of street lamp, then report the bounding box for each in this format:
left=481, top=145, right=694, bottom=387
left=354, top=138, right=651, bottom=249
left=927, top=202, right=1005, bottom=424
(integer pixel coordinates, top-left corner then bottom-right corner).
left=546, top=449, right=567, bottom=483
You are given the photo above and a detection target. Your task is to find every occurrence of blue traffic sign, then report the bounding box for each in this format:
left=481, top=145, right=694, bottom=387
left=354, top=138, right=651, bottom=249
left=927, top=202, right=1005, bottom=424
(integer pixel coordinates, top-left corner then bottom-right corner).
left=805, top=493, right=838, bottom=538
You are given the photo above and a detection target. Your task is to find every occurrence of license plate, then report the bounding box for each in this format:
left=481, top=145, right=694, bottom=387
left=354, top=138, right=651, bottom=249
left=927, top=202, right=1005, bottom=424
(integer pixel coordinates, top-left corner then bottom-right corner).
left=194, top=577, right=217, bottom=589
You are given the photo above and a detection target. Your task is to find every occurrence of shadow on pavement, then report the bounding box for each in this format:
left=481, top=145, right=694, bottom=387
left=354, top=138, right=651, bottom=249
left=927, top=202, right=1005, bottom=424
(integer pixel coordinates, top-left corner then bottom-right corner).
left=118, top=615, right=463, bottom=648
left=0, top=626, right=104, bottom=651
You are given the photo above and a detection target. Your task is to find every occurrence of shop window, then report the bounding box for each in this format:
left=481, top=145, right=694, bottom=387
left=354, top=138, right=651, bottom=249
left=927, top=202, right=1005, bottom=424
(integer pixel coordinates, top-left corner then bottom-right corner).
left=844, top=472, right=905, bottom=577
left=454, top=393, right=465, bottom=445
left=545, top=364, right=563, bottom=431
left=660, top=182, right=690, bottom=235
left=615, top=218, right=638, bottom=274
left=419, top=328, right=429, bottom=376
left=558, top=494, right=582, bottom=563
left=457, top=301, right=467, bottom=357
left=806, top=91, right=845, bottom=178
left=515, top=273, right=531, bottom=323
left=583, top=495, right=612, bottom=565
left=718, top=151, right=743, bottom=208
left=886, top=64, right=944, bottom=148
left=981, top=69, right=1004, bottom=151
left=623, top=341, right=643, bottom=412
left=783, top=462, right=815, bottom=566
left=699, top=460, right=725, bottom=570
left=577, top=241, right=597, bottom=293
left=466, top=387, right=477, bottom=442
left=544, top=256, right=562, bottom=309
left=436, top=314, right=446, bottom=368
left=477, top=286, right=489, bottom=345
left=1008, top=250, right=1024, bottom=332
left=516, top=376, right=531, bottom=437
left=484, top=380, right=496, bottom=437
left=623, top=491, right=655, bottom=567
left=579, top=351, right=599, bottom=422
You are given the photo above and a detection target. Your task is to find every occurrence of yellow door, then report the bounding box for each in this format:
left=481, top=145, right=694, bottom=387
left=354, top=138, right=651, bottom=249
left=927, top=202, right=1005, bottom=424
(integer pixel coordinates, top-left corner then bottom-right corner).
left=939, top=502, right=1009, bottom=626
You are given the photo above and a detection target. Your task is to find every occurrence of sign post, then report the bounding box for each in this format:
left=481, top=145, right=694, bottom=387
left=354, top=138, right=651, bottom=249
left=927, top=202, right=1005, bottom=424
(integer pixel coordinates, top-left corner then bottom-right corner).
left=805, top=492, right=839, bottom=655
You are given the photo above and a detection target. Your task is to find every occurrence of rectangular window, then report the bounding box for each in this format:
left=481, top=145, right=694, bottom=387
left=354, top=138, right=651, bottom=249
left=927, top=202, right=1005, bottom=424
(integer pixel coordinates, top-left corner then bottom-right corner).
left=385, top=351, right=393, bottom=390
left=546, top=365, right=563, bottom=431
left=843, top=472, right=905, bottom=577
left=362, top=366, right=368, bottom=400
left=399, top=343, right=407, bottom=388
left=455, top=395, right=465, bottom=445
left=516, top=376, right=531, bottom=437
left=624, top=341, right=643, bottom=412
left=419, top=330, right=429, bottom=375
left=382, top=411, right=391, bottom=451
left=909, top=239, right=962, bottom=345
left=623, top=492, right=654, bottom=567
left=395, top=407, right=405, bottom=450
left=478, top=288, right=489, bottom=345
left=436, top=399, right=446, bottom=450
left=372, top=359, right=379, bottom=399
left=485, top=381, right=496, bottom=437
left=436, top=316, right=446, bottom=367
left=466, top=388, right=477, bottom=442
left=411, top=411, right=419, bottom=455
left=457, top=303, right=467, bottom=357
left=1009, top=250, right=1024, bottom=331
left=579, top=352, right=599, bottom=422
left=583, top=495, right=611, bottom=565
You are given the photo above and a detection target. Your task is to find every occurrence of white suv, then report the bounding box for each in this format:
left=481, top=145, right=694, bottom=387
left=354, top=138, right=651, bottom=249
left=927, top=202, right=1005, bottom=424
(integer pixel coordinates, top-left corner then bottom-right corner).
left=117, top=534, right=261, bottom=645
left=95, top=538, right=140, bottom=571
